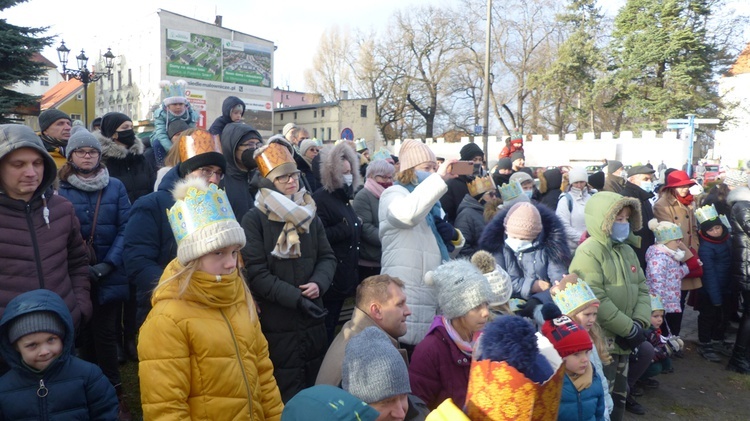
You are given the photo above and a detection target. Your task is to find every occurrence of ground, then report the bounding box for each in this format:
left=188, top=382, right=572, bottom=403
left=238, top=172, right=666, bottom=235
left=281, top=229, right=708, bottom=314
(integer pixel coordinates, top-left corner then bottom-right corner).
left=624, top=306, right=750, bottom=420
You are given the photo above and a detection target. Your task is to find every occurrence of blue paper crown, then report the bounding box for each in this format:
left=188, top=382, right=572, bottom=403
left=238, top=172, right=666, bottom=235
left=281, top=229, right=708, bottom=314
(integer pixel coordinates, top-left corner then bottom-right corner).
left=371, top=148, right=391, bottom=162
left=653, top=223, right=683, bottom=244
left=499, top=181, right=523, bottom=202
left=650, top=294, right=665, bottom=312
left=167, top=183, right=237, bottom=245
left=694, top=204, right=719, bottom=224
left=160, top=79, right=187, bottom=100
left=552, top=279, right=598, bottom=315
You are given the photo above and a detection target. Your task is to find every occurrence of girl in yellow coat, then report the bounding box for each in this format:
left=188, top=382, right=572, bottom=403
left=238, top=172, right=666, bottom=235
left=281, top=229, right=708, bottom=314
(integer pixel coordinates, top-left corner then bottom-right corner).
left=138, top=177, right=283, bottom=420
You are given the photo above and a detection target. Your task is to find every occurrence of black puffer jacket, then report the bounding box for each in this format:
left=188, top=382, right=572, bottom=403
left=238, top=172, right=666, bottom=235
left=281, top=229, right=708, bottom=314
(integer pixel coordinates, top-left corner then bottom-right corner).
left=97, top=131, right=156, bottom=204
left=440, top=175, right=473, bottom=224
left=241, top=177, right=336, bottom=403
left=220, top=122, right=260, bottom=221
left=539, top=168, right=563, bottom=211
left=208, top=96, right=244, bottom=136
left=728, top=187, right=750, bottom=292
left=620, top=180, right=656, bottom=272
left=312, top=143, right=362, bottom=301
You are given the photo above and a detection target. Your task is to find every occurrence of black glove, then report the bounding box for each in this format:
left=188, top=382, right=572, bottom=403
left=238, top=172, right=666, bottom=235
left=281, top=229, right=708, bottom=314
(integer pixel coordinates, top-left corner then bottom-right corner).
left=89, top=263, right=113, bottom=282
left=615, top=322, right=646, bottom=351
left=516, top=296, right=542, bottom=320
left=297, top=297, right=328, bottom=320
left=434, top=217, right=457, bottom=252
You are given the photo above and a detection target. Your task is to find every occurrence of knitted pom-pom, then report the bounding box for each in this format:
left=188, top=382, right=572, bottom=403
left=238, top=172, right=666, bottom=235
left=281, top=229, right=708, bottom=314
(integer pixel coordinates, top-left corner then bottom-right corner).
left=159, top=80, right=172, bottom=88
left=647, top=218, right=660, bottom=231
left=423, top=271, right=435, bottom=286
left=541, top=302, right=562, bottom=321
left=171, top=177, right=210, bottom=202
left=471, top=250, right=496, bottom=274
left=477, top=316, right=538, bottom=374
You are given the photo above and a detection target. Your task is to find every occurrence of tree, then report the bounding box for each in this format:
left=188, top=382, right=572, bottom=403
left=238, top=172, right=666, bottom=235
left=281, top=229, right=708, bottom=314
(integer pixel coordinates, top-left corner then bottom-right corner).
left=304, top=25, right=355, bottom=102
left=0, top=0, right=53, bottom=123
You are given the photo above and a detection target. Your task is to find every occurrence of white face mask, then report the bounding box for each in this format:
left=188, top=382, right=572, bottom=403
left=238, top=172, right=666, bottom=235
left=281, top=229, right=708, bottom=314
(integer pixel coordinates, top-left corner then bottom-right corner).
left=505, top=237, right=533, bottom=253
left=342, top=174, right=353, bottom=186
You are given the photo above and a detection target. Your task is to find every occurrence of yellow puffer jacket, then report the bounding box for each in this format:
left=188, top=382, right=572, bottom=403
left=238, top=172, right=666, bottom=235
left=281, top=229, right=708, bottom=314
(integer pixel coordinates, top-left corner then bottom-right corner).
left=138, top=260, right=283, bottom=420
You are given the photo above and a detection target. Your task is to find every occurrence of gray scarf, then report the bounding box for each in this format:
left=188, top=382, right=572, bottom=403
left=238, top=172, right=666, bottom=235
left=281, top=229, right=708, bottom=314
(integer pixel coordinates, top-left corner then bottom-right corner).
left=67, top=168, right=110, bottom=192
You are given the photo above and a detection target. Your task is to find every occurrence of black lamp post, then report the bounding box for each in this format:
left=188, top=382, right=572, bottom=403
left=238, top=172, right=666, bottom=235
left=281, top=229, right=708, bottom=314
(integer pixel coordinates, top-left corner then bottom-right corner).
left=56, top=40, right=115, bottom=128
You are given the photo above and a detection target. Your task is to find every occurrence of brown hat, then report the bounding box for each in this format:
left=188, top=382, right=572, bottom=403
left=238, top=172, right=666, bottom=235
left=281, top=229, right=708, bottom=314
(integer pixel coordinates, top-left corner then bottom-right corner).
left=504, top=202, right=542, bottom=240
left=254, top=143, right=297, bottom=180
left=398, top=139, right=436, bottom=171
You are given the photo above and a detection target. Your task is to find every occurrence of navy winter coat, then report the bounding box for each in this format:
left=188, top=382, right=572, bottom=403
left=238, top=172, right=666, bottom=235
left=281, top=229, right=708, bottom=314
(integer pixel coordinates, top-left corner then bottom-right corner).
left=698, top=231, right=732, bottom=306
left=558, top=367, right=605, bottom=421
left=0, top=289, right=118, bottom=420
left=123, top=165, right=181, bottom=326
left=208, top=96, right=244, bottom=136
left=478, top=202, right=571, bottom=299
left=58, top=175, right=131, bottom=305
left=454, top=194, right=486, bottom=258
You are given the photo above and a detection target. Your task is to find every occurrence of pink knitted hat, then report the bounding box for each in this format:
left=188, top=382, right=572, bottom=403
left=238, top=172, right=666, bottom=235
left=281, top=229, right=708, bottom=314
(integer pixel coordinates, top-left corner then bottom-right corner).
left=398, top=139, right=436, bottom=171
left=504, top=202, right=542, bottom=240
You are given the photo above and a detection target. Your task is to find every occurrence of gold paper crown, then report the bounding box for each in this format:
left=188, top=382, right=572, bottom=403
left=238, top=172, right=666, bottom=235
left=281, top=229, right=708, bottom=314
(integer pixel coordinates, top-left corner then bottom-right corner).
left=468, top=175, right=496, bottom=197
left=499, top=181, right=524, bottom=202
left=178, top=129, right=221, bottom=163
left=552, top=279, right=599, bottom=316
left=254, top=143, right=295, bottom=177
left=466, top=335, right=564, bottom=420
left=650, top=294, right=665, bottom=312
left=166, top=181, right=237, bottom=245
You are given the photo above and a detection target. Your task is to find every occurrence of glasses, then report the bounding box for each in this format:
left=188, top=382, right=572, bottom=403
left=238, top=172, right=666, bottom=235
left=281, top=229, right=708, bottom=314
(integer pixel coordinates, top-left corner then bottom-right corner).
left=72, top=149, right=100, bottom=158
left=275, top=171, right=300, bottom=184
left=199, top=167, right=224, bottom=180
left=374, top=175, right=393, bottom=181
left=308, top=148, right=319, bottom=153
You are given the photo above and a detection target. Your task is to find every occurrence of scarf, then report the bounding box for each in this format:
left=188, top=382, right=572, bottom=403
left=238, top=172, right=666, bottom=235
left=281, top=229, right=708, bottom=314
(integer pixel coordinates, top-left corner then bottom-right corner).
left=655, top=243, right=684, bottom=261
left=255, top=187, right=317, bottom=259
left=567, top=362, right=593, bottom=392
left=676, top=192, right=694, bottom=206
left=66, top=168, right=110, bottom=192
left=442, top=316, right=476, bottom=356
left=396, top=171, right=450, bottom=262
left=364, top=177, right=386, bottom=199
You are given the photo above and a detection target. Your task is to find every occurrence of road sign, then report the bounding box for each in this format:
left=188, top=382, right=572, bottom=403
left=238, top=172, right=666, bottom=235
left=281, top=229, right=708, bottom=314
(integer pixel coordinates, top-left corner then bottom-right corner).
left=667, top=119, right=691, bottom=124
left=667, top=123, right=689, bottom=129
left=694, top=118, right=720, bottom=124
left=474, top=125, right=482, bottom=135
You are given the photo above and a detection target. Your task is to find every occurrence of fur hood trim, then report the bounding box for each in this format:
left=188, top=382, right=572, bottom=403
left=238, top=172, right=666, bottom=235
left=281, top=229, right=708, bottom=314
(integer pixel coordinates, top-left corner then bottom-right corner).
left=319, top=142, right=361, bottom=192
left=479, top=201, right=571, bottom=266
left=96, top=130, right=145, bottom=159
left=728, top=186, right=750, bottom=205
left=598, top=195, right=642, bottom=236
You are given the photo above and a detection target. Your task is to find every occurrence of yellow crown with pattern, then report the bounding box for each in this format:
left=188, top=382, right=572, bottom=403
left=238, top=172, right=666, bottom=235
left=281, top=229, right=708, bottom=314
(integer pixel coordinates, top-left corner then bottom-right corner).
left=468, top=175, right=496, bottom=197
left=552, top=279, right=599, bottom=316
left=652, top=222, right=683, bottom=244
left=695, top=204, right=719, bottom=224
left=499, top=181, right=523, bottom=202
left=650, top=294, right=665, bottom=312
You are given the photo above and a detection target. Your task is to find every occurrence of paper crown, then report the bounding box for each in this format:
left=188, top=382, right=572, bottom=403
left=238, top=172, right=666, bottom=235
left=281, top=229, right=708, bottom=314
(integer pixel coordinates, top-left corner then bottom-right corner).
left=355, top=139, right=368, bottom=152
left=178, top=129, right=221, bottom=163
left=468, top=175, right=496, bottom=197
left=652, top=223, right=683, bottom=244
left=167, top=181, right=237, bottom=246
left=160, top=79, right=188, bottom=104
left=694, top=203, right=730, bottom=228
left=371, top=148, right=392, bottom=162
left=465, top=334, right=564, bottom=421
left=499, top=181, right=524, bottom=202
left=552, top=279, right=599, bottom=316
left=650, top=294, right=665, bottom=312
left=255, top=142, right=295, bottom=178
left=313, top=138, right=323, bottom=147
left=508, top=298, right=526, bottom=314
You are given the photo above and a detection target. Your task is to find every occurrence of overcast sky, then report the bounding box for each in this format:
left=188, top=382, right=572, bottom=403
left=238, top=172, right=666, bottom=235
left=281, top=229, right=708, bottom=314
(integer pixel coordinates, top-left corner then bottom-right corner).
left=6, top=0, right=749, bottom=92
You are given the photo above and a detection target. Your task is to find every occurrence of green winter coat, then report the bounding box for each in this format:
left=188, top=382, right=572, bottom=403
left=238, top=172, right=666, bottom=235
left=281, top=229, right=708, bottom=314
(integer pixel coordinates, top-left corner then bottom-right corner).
left=568, top=192, right=652, bottom=355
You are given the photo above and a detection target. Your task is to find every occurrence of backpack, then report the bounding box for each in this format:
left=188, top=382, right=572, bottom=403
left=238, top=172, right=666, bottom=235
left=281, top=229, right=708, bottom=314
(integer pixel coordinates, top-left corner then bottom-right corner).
left=559, top=192, right=573, bottom=212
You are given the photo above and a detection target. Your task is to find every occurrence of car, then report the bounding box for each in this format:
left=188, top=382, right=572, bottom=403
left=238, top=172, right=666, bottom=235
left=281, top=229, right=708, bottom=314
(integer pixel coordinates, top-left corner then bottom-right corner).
left=586, top=164, right=604, bottom=174
left=703, top=164, right=721, bottom=185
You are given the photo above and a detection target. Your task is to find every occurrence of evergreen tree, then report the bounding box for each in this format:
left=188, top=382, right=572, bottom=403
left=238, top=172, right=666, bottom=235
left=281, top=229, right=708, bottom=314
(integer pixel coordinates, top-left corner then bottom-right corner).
left=0, top=0, right=54, bottom=123
left=607, top=0, right=732, bottom=130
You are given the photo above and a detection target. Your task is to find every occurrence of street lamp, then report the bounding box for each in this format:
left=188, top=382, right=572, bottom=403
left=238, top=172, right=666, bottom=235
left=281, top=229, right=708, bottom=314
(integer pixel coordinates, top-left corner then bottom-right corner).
left=56, top=40, right=115, bottom=127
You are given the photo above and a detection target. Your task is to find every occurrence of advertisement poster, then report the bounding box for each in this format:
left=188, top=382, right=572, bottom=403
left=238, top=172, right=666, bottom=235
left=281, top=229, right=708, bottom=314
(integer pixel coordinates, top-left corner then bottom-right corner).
left=222, top=39, right=272, bottom=87
left=241, top=98, right=273, bottom=132
left=185, top=89, right=207, bottom=129
left=166, top=29, right=222, bottom=81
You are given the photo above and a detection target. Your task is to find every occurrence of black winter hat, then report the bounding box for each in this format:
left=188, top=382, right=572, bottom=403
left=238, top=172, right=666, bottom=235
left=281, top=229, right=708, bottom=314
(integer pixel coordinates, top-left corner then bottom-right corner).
left=589, top=171, right=605, bottom=190
left=38, top=109, right=71, bottom=133
left=510, top=151, right=525, bottom=162
left=608, top=160, right=623, bottom=174
left=167, top=120, right=190, bottom=140
left=178, top=152, right=227, bottom=179
left=497, top=157, right=512, bottom=170
left=460, top=142, right=484, bottom=161
left=8, top=311, right=65, bottom=344
left=100, top=112, right=132, bottom=138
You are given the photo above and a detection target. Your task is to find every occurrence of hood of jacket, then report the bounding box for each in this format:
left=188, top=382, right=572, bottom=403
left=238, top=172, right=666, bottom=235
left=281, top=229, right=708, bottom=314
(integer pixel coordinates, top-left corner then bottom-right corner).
left=728, top=186, right=750, bottom=205
left=0, top=125, right=57, bottom=201
left=478, top=200, right=571, bottom=265
left=157, top=165, right=182, bottom=192
left=220, top=123, right=260, bottom=177
left=458, top=194, right=484, bottom=214
left=96, top=130, right=145, bottom=160
left=541, top=169, right=562, bottom=191
left=583, top=191, right=642, bottom=246
left=222, top=96, right=245, bottom=118
left=0, top=290, right=75, bottom=372
left=319, top=142, right=361, bottom=193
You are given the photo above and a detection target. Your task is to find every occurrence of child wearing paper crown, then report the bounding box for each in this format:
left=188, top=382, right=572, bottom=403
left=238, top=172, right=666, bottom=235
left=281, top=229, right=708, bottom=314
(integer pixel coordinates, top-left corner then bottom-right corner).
left=695, top=204, right=734, bottom=362
left=541, top=303, right=606, bottom=421
left=633, top=294, right=680, bottom=396
left=137, top=178, right=283, bottom=420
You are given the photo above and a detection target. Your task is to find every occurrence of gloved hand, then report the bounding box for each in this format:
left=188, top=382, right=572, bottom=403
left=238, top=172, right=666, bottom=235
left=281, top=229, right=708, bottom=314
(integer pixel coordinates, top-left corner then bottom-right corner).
left=89, top=263, right=114, bottom=282
left=615, top=322, right=646, bottom=351
left=516, top=296, right=542, bottom=320
left=297, top=297, right=328, bottom=320
left=434, top=217, right=457, bottom=252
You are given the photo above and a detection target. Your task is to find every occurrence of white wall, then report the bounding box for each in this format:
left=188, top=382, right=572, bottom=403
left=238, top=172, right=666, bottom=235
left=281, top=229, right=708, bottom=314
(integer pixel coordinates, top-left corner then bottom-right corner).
left=715, top=73, right=750, bottom=169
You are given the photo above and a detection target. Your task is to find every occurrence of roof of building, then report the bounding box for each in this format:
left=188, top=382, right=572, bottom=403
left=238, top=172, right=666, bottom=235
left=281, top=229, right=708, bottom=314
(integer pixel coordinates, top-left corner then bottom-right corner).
left=30, top=52, right=58, bottom=69
left=41, top=79, right=83, bottom=110
left=275, top=101, right=340, bottom=112
left=727, top=42, right=750, bottom=76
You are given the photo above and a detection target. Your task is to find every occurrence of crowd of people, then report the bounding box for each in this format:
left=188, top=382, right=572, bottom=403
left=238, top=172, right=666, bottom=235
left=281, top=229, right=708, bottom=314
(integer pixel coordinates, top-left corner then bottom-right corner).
left=0, top=88, right=749, bottom=421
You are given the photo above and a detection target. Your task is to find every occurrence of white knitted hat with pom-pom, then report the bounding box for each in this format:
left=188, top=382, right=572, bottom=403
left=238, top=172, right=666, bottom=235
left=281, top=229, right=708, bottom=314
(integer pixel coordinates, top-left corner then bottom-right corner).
left=471, top=250, right=512, bottom=307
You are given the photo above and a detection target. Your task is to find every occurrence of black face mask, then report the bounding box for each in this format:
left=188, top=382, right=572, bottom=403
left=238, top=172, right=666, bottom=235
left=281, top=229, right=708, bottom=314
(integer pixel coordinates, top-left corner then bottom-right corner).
left=473, top=163, right=484, bottom=176
left=116, top=129, right=136, bottom=148
left=240, top=147, right=258, bottom=171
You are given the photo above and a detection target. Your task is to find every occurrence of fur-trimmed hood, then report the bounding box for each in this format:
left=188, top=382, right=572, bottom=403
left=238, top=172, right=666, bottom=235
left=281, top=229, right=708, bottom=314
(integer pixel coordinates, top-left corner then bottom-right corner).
left=583, top=191, right=642, bottom=246
left=727, top=186, right=750, bottom=205
left=318, top=142, right=361, bottom=192
left=478, top=200, right=571, bottom=266
left=96, top=130, right=145, bottom=160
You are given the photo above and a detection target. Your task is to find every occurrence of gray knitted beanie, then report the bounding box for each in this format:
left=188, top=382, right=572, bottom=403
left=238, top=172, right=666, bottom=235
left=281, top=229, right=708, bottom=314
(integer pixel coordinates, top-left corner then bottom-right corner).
left=342, top=327, right=411, bottom=403
left=425, top=259, right=493, bottom=319
left=8, top=311, right=65, bottom=344
left=65, top=129, right=102, bottom=159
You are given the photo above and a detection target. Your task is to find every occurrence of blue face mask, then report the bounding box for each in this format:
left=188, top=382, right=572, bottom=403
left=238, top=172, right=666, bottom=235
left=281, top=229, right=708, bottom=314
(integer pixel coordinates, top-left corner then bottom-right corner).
left=524, top=190, right=534, bottom=199
left=611, top=221, right=630, bottom=242
left=639, top=181, right=654, bottom=193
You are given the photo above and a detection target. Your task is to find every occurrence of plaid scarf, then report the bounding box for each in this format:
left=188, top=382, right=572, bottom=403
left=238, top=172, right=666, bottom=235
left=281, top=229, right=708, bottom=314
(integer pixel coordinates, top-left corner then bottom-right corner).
left=255, top=187, right=317, bottom=259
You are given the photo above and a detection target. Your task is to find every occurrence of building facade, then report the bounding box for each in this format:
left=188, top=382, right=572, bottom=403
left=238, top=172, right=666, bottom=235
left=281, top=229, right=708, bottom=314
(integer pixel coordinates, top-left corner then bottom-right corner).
left=715, top=42, right=750, bottom=169
left=274, top=88, right=322, bottom=109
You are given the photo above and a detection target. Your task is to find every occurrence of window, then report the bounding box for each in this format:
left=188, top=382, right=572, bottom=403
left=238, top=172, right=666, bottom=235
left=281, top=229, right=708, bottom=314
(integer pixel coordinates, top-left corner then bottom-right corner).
left=327, top=128, right=331, bottom=140
left=321, top=128, right=325, bottom=140
left=280, top=113, right=284, bottom=120
left=39, top=76, right=49, bottom=86
left=70, top=114, right=81, bottom=121
left=302, top=96, right=305, bottom=102
left=294, top=112, right=297, bottom=119
left=117, top=71, right=122, bottom=89
left=313, top=128, right=317, bottom=138
left=361, top=105, right=367, bottom=118
left=314, top=110, right=317, bottom=118
left=321, top=109, right=325, bottom=117
left=286, top=94, right=289, bottom=99
left=109, top=77, right=113, bottom=91
left=128, top=69, right=132, bottom=86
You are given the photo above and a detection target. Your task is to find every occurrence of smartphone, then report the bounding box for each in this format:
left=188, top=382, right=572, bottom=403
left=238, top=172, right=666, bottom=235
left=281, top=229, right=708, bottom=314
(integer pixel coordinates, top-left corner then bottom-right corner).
left=449, top=161, right=475, bottom=176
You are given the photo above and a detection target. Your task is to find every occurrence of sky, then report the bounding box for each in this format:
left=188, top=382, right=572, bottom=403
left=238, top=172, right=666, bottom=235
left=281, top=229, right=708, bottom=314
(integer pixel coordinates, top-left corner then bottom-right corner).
left=6, top=0, right=749, bottom=93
